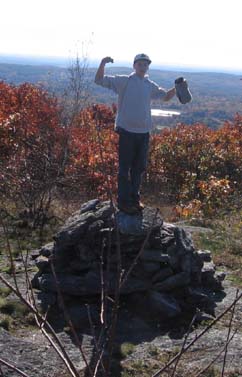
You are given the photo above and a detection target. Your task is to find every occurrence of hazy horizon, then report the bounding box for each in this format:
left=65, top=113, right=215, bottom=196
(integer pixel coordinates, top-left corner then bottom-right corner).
left=0, top=52, right=242, bottom=75
left=1, top=0, right=242, bottom=75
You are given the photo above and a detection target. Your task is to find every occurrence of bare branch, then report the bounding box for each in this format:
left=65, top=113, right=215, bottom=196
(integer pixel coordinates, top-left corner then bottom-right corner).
left=0, top=357, right=31, bottom=377
left=0, top=274, right=80, bottom=377
left=50, top=260, right=92, bottom=375
left=120, top=207, right=160, bottom=288
left=221, top=289, right=239, bottom=377
left=170, top=312, right=198, bottom=377
left=193, top=328, right=238, bottom=377
left=151, top=292, right=242, bottom=377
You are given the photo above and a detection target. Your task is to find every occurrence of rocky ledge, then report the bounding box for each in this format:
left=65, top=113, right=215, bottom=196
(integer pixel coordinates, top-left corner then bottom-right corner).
left=31, top=199, right=225, bottom=326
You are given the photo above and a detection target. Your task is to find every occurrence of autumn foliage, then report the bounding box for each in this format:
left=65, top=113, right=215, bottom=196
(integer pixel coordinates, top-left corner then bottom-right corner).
left=148, top=119, right=242, bottom=216
left=0, top=81, right=241, bottom=224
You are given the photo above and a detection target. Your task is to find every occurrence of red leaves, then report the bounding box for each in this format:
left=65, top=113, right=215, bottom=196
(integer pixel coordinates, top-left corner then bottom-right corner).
left=66, top=104, right=118, bottom=198
left=148, top=120, right=242, bottom=217
left=0, top=80, right=241, bottom=218
left=0, top=82, right=64, bottom=213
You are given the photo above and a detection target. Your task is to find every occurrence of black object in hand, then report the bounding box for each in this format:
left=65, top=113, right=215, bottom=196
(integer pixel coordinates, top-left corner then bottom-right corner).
left=175, top=77, right=192, bottom=104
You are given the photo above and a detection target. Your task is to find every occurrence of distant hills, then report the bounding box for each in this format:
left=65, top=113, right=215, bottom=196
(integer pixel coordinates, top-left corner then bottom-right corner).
left=1, top=53, right=242, bottom=74
left=0, top=54, right=70, bottom=67
left=0, top=58, right=241, bottom=129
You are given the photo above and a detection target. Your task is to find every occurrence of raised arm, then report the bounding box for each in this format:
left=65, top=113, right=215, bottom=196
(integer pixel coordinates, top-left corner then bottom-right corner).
left=163, top=87, right=176, bottom=102
left=151, top=82, right=176, bottom=102
left=95, top=56, right=114, bottom=84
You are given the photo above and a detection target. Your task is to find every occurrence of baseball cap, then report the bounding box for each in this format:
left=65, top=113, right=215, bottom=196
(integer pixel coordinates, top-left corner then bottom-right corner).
left=134, top=53, right=151, bottom=64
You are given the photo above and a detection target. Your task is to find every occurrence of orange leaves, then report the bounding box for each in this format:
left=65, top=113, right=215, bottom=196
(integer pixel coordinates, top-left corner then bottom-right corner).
left=174, top=199, right=202, bottom=219
left=65, top=104, right=118, bottom=199
left=0, top=82, right=64, bottom=210
left=148, top=119, right=242, bottom=218
left=1, top=80, right=241, bottom=217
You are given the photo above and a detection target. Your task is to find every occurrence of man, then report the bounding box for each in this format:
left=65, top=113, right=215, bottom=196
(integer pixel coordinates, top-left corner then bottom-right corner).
left=95, top=53, right=176, bottom=215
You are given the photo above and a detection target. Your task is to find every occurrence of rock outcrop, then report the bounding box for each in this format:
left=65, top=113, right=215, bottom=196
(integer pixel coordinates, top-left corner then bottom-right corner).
left=31, top=199, right=225, bottom=326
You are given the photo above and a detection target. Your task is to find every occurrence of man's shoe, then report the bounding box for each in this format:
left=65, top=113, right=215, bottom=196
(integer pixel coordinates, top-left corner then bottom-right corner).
left=118, top=204, right=139, bottom=215
left=134, top=201, right=145, bottom=211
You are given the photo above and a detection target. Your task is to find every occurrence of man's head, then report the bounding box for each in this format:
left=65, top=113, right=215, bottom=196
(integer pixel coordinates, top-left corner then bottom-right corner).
left=133, top=53, right=151, bottom=77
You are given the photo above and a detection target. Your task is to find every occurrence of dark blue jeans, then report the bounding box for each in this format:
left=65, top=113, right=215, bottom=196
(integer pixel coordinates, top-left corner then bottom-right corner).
left=117, top=127, right=150, bottom=206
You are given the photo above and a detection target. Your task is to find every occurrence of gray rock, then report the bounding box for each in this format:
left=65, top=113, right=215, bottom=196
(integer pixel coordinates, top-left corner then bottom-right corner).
left=166, top=244, right=181, bottom=270
left=174, top=226, right=195, bottom=255
left=116, top=207, right=163, bottom=236
left=197, top=249, right=212, bottom=262
left=120, top=276, right=150, bottom=294
left=175, top=224, right=213, bottom=234
left=186, top=287, right=212, bottom=306
left=38, top=271, right=149, bottom=296
left=67, top=258, right=91, bottom=273
left=140, top=250, right=170, bottom=263
left=87, top=219, right=104, bottom=234
left=152, top=267, right=174, bottom=283
left=154, top=272, right=190, bottom=292
left=39, top=241, right=54, bottom=257
left=80, top=198, right=100, bottom=213
left=55, top=211, right=97, bottom=251
left=202, top=261, right=216, bottom=277
left=142, top=262, right=161, bottom=274
left=66, top=304, right=100, bottom=329
left=180, top=253, right=192, bottom=274
left=38, top=272, right=101, bottom=296
left=35, top=291, right=57, bottom=312
left=116, top=211, right=146, bottom=235
left=0, top=328, right=92, bottom=377
left=32, top=200, right=224, bottom=324
left=35, top=255, right=50, bottom=273
left=31, top=242, right=54, bottom=260
left=202, top=274, right=224, bottom=291
left=190, top=251, right=204, bottom=284
left=201, top=263, right=225, bottom=291
left=95, top=202, right=114, bottom=221
left=215, top=271, right=226, bottom=282
left=147, top=291, right=181, bottom=318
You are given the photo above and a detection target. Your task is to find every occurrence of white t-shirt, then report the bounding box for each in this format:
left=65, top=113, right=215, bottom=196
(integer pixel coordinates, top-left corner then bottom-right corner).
left=95, top=72, right=167, bottom=133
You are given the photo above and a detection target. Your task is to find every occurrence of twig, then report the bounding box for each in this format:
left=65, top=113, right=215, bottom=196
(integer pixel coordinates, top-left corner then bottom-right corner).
left=50, top=260, right=92, bottom=375
left=86, top=304, right=106, bottom=375
left=0, top=217, right=19, bottom=292
left=100, top=237, right=106, bottom=325
left=151, top=291, right=242, bottom=377
left=95, top=122, right=122, bottom=376
left=120, top=207, right=160, bottom=288
left=170, top=312, right=198, bottom=377
left=221, top=289, right=239, bottom=376
left=33, top=314, right=79, bottom=377
left=0, top=357, right=30, bottom=377
left=193, top=328, right=238, bottom=377
left=0, top=273, right=80, bottom=377
left=93, top=348, right=105, bottom=377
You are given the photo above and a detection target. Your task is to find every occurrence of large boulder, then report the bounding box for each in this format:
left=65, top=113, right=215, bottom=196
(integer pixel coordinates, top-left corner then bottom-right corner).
left=31, top=199, right=225, bottom=324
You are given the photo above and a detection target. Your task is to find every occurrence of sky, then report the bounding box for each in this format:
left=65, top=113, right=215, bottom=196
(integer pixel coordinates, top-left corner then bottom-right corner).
left=0, top=0, right=241, bottom=71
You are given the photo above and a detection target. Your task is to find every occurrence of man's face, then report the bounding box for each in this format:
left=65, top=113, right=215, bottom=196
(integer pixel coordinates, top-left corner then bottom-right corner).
left=134, top=60, right=150, bottom=76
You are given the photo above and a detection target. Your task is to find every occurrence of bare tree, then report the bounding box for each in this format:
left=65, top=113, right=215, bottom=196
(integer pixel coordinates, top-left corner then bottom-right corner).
left=60, top=40, right=92, bottom=128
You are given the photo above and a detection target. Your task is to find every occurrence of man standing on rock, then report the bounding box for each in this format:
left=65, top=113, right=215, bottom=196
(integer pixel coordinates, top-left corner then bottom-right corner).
left=95, top=54, right=176, bottom=215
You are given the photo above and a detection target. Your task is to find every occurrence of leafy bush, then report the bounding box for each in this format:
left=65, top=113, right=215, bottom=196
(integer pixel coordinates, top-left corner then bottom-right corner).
left=1, top=81, right=241, bottom=220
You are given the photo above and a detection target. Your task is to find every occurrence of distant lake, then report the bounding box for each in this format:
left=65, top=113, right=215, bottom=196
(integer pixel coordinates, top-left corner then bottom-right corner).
left=151, top=109, right=181, bottom=117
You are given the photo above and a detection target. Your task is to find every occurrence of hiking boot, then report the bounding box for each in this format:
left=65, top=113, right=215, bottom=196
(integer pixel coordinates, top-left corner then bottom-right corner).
left=134, top=201, right=145, bottom=211
left=118, top=204, right=139, bottom=215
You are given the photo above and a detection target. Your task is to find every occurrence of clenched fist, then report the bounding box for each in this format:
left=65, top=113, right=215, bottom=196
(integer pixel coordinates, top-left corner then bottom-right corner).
left=101, top=56, right=114, bottom=65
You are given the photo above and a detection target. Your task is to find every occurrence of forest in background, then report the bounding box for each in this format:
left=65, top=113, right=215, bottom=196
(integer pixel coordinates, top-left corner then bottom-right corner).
left=0, top=62, right=242, bottom=129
